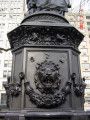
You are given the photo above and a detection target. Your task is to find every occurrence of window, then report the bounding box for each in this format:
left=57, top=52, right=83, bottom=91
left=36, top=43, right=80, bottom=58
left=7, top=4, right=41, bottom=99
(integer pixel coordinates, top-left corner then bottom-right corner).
left=80, top=41, right=87, bottom=46
left=85, top=80, right=90, bottom=84
left=78, top=22, right=80, bottom=25
left=85, top=97, right=90, bottom=102
left=89, top=31, right=90, bottom=35
left=3, top=71, right=7, bottom=78
left=0, top=1, right=8, bottom=6
left=0, top=8, right=7, bottom=13
left=86, top=16, right=90, bottom=19
left=77, top=16, right=83, bottom=20
left=8, top=23, right=17, bottom=30
left=82, top=63, right=89, bottom=69
left=83, top=71, right=90, bottom=77
left=8, top=71, right=11, bottom=77
left=4, top=60, right=8, bottom=67
left=0, top=23, right=5, bottom=29
left=3, top=70, right=11, bottom=78
left=87, top=22, right=90, bottom=26
left=17, top=15, right=20, bottom=20
left=2, top=23, right=5, bottom=29
left=82, top=56, right=89, bottom=61
left=8, top=23, right=12, bottom=28
left=4, top=60, right=12, bottom=67
left=11, top=1, right=21, bottom=6
left=78, top=21, right=84, bottom=26
left=9, top=15, right=13, bottom=20
left=0, top=53, right=2, bottom=57
left=79, top=28, right=85, bottom=32
left=8, top=60, right=12, bottom=67
left=18, top=1, right=21, bottom=5
left=6, top=41, right=10, bottom=48
left=0, top=15, right=6, bottom=20
left=9, top=15, right=21, bottom=21
left=13, top=15, right=17, bottom=19
left=0, top=31, right=4, bottom=38
left=0, top=15, right=2, bottom=19
left=12, top=23, right=16, bottom=27
left=5, top=51, right=12, bottom=57
left=3, top=15, right=6, bottom=20
left=11, top=1, right=14, bottom=5
left=70, top=22, right=75, bottom=26
left=14, top=8, right=17, bottom=13
left=5, top=52, right=9, bottom=57
left=68, top=15, right=75, bottom=20
left=9, top=51, right=12, bottom=57
left=17, top=8, right=21, bottom=13
left=17, top=23, right=20, bottom=27
left=10, top=8, right=14, bottom=13
left=80, top=48, right=88, bottom=53
left=1, top=93, right=6, bottom=105
left=85, top=89, right=90, bottom=94
left=0, top=40, right=3, bottom=47
left=2, top=81, right=6, bottom=89
left=10, top=8, right=21, bottom=13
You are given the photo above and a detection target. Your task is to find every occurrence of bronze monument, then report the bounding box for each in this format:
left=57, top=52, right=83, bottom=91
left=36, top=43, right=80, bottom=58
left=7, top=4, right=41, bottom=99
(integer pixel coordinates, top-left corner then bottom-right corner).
left=1, top=0, right=90, bottom=120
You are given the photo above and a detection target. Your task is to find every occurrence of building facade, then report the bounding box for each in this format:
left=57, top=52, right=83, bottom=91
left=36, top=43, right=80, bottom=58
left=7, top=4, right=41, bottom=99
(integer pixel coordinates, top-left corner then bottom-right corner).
left=66, top=12, right=90, bottom=111
left=0, top=0, right=25, bottom=107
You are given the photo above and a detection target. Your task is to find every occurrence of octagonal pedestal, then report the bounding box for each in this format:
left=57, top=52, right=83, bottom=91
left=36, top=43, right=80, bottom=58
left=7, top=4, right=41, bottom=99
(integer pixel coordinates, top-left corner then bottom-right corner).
left=2, top=12, right=90, bottom=120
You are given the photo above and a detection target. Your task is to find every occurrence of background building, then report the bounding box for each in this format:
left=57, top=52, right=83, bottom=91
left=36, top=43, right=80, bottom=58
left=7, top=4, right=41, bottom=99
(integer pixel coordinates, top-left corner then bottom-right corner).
left=0, top=0, right=25, bottom=108
left=66, top=12, right=90, bottom=111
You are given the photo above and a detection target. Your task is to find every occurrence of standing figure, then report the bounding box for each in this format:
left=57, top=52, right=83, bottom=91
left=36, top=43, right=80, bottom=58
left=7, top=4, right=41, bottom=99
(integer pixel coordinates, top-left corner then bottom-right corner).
left=26, top=0, right=71, bottom=16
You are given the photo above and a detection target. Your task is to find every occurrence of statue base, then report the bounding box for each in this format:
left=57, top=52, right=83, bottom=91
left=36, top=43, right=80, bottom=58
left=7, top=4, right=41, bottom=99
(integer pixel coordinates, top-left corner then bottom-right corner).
left=1, top=111, right=90, bottom=120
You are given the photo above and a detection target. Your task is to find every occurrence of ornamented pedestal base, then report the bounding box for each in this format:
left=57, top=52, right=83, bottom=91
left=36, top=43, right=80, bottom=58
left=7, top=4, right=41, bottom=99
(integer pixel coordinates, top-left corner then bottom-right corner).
left=2, top=12, right=90, bottom=120
left=3, top=112, right=90, bottom=120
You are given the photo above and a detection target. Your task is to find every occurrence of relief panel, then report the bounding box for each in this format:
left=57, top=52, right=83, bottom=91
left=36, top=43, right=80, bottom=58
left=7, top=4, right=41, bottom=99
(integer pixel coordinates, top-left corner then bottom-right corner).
left=24, top=50, right=71, bottom=110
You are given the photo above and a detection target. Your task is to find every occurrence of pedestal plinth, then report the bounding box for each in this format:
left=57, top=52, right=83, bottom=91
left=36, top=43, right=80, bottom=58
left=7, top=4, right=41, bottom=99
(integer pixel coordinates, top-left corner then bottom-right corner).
left=3, top=111, right=90, bottom=120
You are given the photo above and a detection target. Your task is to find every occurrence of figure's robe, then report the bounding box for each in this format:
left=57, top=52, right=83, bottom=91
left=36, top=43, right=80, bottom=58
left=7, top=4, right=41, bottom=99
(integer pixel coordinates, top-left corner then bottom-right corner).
left=36, top=0, right=71, bottom=11
left=26, top=0, right=71, bottom=13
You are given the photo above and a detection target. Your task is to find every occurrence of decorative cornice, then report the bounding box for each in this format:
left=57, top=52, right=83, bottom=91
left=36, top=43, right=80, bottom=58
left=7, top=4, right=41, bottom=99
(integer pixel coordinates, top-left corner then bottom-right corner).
left=7, top=26, right=84, bottom=50
left=7, top=12, right=84, bottom=50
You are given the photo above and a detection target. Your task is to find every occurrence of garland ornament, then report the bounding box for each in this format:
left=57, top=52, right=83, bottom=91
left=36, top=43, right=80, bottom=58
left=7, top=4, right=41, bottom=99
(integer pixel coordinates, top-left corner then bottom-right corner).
left=20, top=72, right=72, bottom=108
left=3, top=72, right=24, bottom=97
left=71, top=73, right=86, bottom=96
left=3, top=73, right=23, bottom=107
